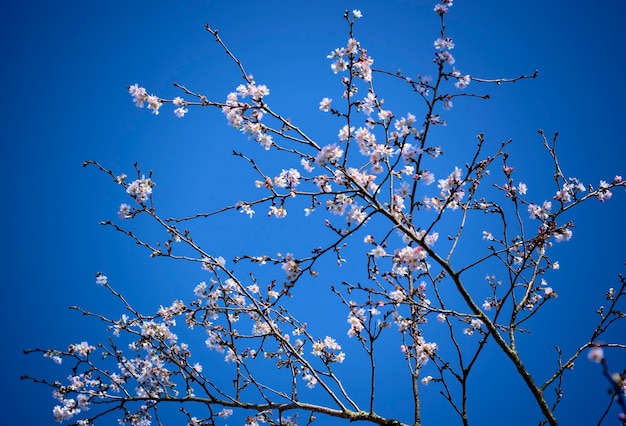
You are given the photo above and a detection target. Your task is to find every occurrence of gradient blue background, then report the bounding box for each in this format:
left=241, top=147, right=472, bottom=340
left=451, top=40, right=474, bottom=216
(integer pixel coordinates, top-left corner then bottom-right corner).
left=4, top=1, right=625, bottom=425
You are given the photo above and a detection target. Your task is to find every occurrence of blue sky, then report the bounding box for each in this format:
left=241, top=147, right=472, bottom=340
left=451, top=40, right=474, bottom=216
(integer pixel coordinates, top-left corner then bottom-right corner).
left=4, top=1, right=626, bottom=425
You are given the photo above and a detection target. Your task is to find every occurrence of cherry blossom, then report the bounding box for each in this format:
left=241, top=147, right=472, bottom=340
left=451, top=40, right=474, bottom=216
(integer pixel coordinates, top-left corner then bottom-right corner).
left=126, top=176, right=155, bottom=203
left=26, top=5, right=626, bottom=426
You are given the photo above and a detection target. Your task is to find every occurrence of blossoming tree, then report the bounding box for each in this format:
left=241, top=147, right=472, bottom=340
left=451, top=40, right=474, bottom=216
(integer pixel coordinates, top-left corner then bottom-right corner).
left=24, top=2, right=626, bottom=426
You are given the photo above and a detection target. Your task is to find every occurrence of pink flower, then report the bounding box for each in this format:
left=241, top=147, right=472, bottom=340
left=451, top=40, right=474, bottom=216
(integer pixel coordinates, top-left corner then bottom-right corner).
left=435, top=51, right=455, bottom=65
left=96, top=274, right=108, bottom=286
left=268, top=205, right=287, bottom=218
left=338, top=124, right=354, bottom=142
left=315, top=144, right=344, bottom=165
left=174, top=107, right=188, bottom=118
left=147, top=95, right=162, bottom=115
left=370, top=246, right=387, bottom=258
left=455, top=74, right=471, bottom=89
left=553, top=228, right=572, bottom=242
left=528, top=201, right=551, bottom=220
left=596, top=180, right=613, bottom=202
left=393, top=245, right=427, bottom=271
left=128, top=83, right=147, bottom=107
left=433, top=37, right=454, bottom=50
left=587, top=346, right=604, bottom=363
left=319, top=97, right=332, bottom=112
left=434, top=4, right=448, bottom=14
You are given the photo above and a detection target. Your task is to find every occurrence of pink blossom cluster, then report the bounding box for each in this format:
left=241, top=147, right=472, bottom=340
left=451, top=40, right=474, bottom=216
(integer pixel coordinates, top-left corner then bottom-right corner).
left=553, top=178, right=585, bottom=203
left=140, top=320, right=179, bottom=345
left=326, top=194, right=353, bottom=216
left=128, top=84, right=188, bottom=117
left=434, top=0, right=453, bottom=15
left=595, top=178, right=617, bottom=202
left=117, top=203, right=132, bottom=219
left=311, top=336, right=346, bottom=363
left=313, top=174, right=332, bottom=193
left=392, top=245, right=428, bottom=275
left=391, top=113, right=418, bottom=140
left=282, top=253, right=300, bottom=281
left=463, top=318, right=484, bottom=336
left=346, top=305, right=366, bottom=337
left=315, top=143, right=344, bottom=165
left=502, top=181, right=528, bottom=198
left=53, top=397, right=82, bottom=423
left=273, top=168, right=301, bottom=190
left=359, top=92, right=377, bottom=116
left=415, top=230, right=439, bottom=246
left=347, top=167, right=378, bottom=191
left=327, top=34, right=374, bottom=82
left=222, top=81, right=273, bottom=150
left=51, top=371, right=104, bottom=422
left=118, top=349, right=176, bottom=398
left=528, top=201, right=552, bottom=220
left=423, top=167, right=465, bottom=211
left=236, top=201, right=255, bottom=218
left=128, top=84, right=162, bottom=115
left=452, top=70, right=471, bottom=89
left=68, top=341, right=95, bottom=357
left=126, top=176, right=155, bottom=203
left=414, top=335, right=438, bottom=365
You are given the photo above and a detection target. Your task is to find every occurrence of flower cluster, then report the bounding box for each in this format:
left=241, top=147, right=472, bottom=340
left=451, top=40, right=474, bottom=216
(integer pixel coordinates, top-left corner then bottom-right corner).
left=588, top=346, right=604, bottom=363
left=282, top=253, right=299, bottom=281
left=452, top=71, right=471, bottom=89
left=553, top=227, right=573, bottom=243
left=596, top=179, right=614, bottom=202
left=346, top=305, right=366, bottom=337
left=68, top=341, right=96, bottom=357
left=327, top=33, right=374, bottom=82
left=433, top=39, right=455, bottom=66
left=319, top=97, right=332, bottom=112
left=415, top=336, right=438, bottom=364
left=302, top=371, right=318, bottom=389
left=222, top=81, right=273, bottom=150
left=553, top=178, right=585, bottom=203
left=315, top=143, right=343, bottom=165
left=128, top=83, right=187, bottom=117
left=51, top=372, right=103, bottom=422
left=95, top=273, right=108, bottom=286
left=118, top=203, right=132, bottom=219
left=326, top=194, right=353, bottom=216
left=391, top=113, right=418, bottom=140
left=463, top=318, right=484, bottom=336
left=346, top=167, right=377, bottom=191
left=128, top=84, right=161, bottom=115
left=236, top=201, right=255, bottom=218
left=268, top=205, right=287, bottom=218
left=528, top=201, right=552, bottom=221
left=311, top=336, right=346, bottom=363
left=347, top=204, right=367, bottom=225
left=126, top=176, right=155, bottom=203
left=273, top=168, right=301, bottom=189
left=428, top=2, right=471, bottom=91
left=434, top=0, right=453, bottom=15
left=53, top=398, right=82, bottom=423
left=118, top=350, right=175, bottom=398
left=423, top=167, right=465, bottom=211
left=392, top=245, right=428, bottom=275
